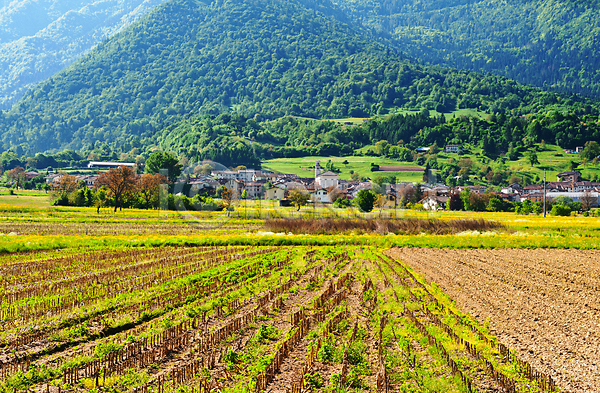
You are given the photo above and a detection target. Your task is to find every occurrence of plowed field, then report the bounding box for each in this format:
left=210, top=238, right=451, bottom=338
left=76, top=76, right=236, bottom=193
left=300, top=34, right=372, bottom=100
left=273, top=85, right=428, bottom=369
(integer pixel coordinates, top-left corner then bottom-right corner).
left=386, top=248, right=600, bottom=393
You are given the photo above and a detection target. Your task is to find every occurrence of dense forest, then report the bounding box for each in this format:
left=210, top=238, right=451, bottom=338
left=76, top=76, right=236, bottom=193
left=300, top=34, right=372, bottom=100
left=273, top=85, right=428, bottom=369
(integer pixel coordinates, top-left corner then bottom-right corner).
left=331, top=0, right=600, bottom=97
left=1, top=0, right=598, bottom=156
left=153, top=109, right=600, bottom=167
left=0, top=0, right=169, bottom=109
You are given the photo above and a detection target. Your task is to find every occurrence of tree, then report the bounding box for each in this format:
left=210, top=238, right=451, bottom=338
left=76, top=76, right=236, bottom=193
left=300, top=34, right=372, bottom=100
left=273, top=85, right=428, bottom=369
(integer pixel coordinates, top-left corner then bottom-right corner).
left=581, top=190, right=598, bottom=211
left=288, top=188, right=309, bottom=211
left=51, top=174, right=79, bottom=205
left=97, top=166, right=137, bottom=212
left=94, top=187, right=107, bottom=214
left=581, top=141, right=600, bottom=161
left=220, top=187, right=235, bottom=216
left=526, top=150, right=539, bottom=167
left=145, top=152, right=183, bottom=184
left=374, top=194, right=387, bottom=217
left=487, top=197, right=504, bottom=212
left=327, top=186, right=343, bottom=203
left=448, top=191, right=463, bottom=211
left=460, top=187, right=472, bottom=211
left=550, top=204, right=571, bottom=216
left=241, top=189, right=249, bottom=200
left=355, top=189, right=375, bottom=212
left=6, top=166, right=26, bottom=190
left=137, top=173, right=167, bottom=209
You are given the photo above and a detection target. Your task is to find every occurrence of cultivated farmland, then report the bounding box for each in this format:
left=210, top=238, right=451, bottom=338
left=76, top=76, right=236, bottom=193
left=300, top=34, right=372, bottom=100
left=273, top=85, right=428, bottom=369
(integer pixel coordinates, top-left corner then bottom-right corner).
left=0, top=245, right=561, bottom=393
left=387, top=248, right=600, bottom=393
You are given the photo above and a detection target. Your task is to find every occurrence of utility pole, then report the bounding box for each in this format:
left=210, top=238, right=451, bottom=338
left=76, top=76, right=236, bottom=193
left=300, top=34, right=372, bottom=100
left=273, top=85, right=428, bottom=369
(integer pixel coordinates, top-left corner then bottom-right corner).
left=543, top=169, right=547, bottom=217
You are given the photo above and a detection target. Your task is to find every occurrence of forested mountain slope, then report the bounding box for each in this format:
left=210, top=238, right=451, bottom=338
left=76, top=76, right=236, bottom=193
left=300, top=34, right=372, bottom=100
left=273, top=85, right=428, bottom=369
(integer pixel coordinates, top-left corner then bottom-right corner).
left=1, top=0, right=595, bottom=155
left=0, top=0, right=169, bottom=109
left=331, top=0, right=600, bottom=97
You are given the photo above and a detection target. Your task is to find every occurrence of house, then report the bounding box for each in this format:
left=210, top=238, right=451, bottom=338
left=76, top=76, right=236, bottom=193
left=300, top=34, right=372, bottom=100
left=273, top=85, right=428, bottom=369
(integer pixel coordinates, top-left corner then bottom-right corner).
left=547, top=191, right=600, bottom=204
left=314, top=160, right=339, bottom=189
left=420, top=196, right=448, bottom=210
left=87, top=161, right=136, bottom=169
left=252, top=171, right=278, bottom=182
left=316, top=171, right=339, bottom=189
left=575, top=146, right=585, bottom=154
left=223, top=179, right=243, bottom=196
left=45, top=173, right=63, bottom=184
left=237, top=170, right=258, bottom=182
left=311, top=188, right=331, bottom=203
left=557, top=171, right=582, bottom=182
left=25, top=171, right=40, bottom=180
left=76, top=175, right=98, bottom=187
left=501, top=183, right=522, bottom=194
left=243, top=182, right=263, bottom=199
left=212, top=170, right=238, bottom=180
left=444, top=144, right=462, bottom=153
left=524, top=192, right=545, bottom=203
left=265, top=187, right=285, bottom=201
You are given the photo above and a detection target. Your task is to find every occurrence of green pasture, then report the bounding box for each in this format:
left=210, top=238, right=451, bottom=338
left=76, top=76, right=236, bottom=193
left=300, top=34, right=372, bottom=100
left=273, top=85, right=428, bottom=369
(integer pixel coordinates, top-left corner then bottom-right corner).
left=262, top=155, right=425, bottom=182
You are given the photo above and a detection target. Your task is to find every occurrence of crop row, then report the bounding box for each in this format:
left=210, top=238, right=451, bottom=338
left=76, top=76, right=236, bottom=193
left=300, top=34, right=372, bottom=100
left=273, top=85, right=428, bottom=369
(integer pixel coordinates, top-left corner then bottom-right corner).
left=0, top=246, right=563, bottom=393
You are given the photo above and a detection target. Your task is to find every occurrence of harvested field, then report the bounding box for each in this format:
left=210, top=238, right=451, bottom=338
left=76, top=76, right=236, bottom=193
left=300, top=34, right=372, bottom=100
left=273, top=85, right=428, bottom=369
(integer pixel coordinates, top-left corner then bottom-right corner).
left=0, top=245, right=557, bottom=393
left=386, top=247, right=600, bottom=393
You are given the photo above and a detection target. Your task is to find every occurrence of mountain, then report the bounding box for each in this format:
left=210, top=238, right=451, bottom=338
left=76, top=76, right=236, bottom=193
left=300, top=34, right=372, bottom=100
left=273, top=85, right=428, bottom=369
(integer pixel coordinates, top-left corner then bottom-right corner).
left=0, top=0, right=169, bottom=109
left=0, top=0, right=597, bottom=156
left=329, top=0, right=600, bottom=97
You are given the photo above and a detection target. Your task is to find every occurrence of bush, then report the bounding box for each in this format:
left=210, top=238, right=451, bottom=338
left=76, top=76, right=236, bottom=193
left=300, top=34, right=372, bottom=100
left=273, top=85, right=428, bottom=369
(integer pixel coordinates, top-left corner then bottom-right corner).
left=255, top=324, right=278, bottom=343
left=304, top=372, right=324, bottom=389
left=354, top=189, right=375, bottom=212
left=550, top=204, right=571, bottom=216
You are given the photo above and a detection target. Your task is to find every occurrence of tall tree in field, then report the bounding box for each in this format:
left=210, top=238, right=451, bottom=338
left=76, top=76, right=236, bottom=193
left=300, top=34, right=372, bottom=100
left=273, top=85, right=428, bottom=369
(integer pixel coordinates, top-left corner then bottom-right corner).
left=137, top=173, right=167, bottom=209
left=145, top=151, right=182, bottom=184
left=97, top=166, right=137, bottom=212
left=51, top=173, right=79, bottom=204
left=526, top=150, right=540, bottom=167
left=288, top=188, right=309, bottom=211
left=6, top=166, right=26, bottom=190
left=220, top=187, right=234, bottom=216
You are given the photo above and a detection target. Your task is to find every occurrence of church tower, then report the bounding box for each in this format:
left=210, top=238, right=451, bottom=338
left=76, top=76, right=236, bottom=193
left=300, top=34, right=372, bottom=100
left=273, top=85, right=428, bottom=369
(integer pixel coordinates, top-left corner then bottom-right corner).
left=315, top=160, right=321, bottom=178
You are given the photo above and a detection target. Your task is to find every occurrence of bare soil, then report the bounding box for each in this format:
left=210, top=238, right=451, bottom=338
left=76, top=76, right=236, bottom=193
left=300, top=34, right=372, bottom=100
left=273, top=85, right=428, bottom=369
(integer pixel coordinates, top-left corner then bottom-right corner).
left=386, top=247, right=600, bottom=393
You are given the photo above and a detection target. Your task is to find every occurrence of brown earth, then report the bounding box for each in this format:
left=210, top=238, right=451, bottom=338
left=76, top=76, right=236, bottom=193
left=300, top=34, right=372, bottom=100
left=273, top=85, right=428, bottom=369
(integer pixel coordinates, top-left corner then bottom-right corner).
left=385, top=247, right=600, bottom=393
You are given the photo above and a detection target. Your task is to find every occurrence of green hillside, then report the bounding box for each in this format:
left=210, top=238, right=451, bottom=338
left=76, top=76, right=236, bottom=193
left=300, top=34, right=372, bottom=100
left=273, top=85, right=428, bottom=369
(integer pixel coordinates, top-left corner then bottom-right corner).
left=0, top=0, right=169, bottom=109
left=1, top=0, right=597, bottom=156
left=331, top=0, right=600, bottom=97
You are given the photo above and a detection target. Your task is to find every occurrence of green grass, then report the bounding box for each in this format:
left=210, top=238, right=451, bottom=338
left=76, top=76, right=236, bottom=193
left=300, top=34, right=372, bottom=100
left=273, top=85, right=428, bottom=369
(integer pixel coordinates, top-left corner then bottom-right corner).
left=262, top=155, right=425, bottom=182
left=0, top=191, right=52, bottom=209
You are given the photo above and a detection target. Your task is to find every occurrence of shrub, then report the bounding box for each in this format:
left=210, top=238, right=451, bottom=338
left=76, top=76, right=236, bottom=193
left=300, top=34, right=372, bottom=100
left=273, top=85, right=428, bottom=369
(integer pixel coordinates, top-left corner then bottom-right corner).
left=550, top=204, right=571, bottom=216
left=304, top=372, right=324, bottom=389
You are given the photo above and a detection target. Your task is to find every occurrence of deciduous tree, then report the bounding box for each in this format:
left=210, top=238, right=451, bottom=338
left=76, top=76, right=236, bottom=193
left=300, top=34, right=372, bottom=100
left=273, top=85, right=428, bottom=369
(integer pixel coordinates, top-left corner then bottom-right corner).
left=6, top=166, right=26, bottom=190
left=145, top=152, right=182, bottom=184
left=51, top=174, right=79, bottom=204
left=288, top=188, right=309, bottom=211
left=137, top=173, right=167, bottom=209
left=97, top=166, right=137, bottom=212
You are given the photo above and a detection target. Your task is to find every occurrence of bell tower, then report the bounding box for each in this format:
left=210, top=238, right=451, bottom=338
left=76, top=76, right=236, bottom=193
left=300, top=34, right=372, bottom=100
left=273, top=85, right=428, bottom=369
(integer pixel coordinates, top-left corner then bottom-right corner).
left=315, top=160, right=321, bottom=178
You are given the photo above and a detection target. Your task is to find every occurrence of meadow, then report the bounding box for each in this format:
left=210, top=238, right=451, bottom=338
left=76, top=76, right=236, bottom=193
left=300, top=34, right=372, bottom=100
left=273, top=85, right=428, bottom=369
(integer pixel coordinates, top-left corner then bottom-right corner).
left=261, top=156, right=425, bottom=183
left=0, top=195, right=598, bottom=392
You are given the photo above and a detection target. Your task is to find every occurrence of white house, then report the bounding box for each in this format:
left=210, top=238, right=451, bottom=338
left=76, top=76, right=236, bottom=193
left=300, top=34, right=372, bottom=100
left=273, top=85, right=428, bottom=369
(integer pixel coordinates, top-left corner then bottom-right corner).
left=445, top=144, right=462, bottom=153
left=311, top=189, right=331, bottom=203
left=88, top=161, right=136, bottom=169
left=421, top=196, right=448, bottom=210
left=316, top=171, right=339, bottom=189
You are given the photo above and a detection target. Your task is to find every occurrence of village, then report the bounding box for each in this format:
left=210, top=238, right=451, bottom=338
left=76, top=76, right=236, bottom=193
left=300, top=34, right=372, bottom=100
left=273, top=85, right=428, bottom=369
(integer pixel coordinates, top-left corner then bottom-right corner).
left=32, top=158, right=600, bottom=213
